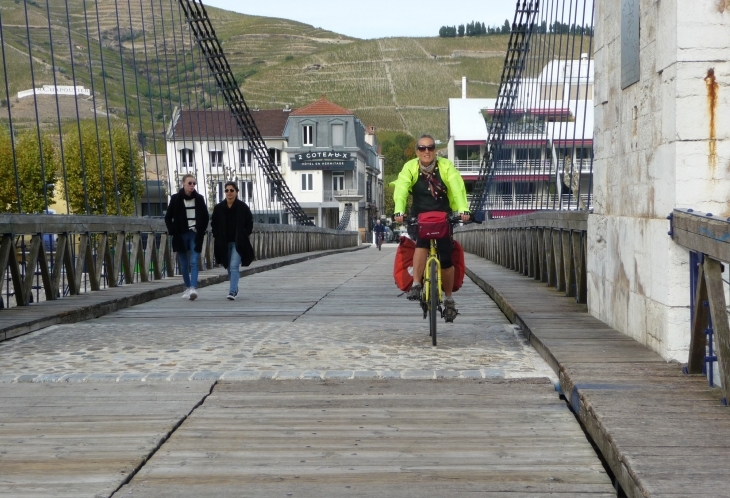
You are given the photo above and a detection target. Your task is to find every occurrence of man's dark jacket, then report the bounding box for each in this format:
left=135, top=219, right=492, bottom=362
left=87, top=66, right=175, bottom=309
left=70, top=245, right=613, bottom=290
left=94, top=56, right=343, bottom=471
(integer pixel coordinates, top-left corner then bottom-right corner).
left=164, top=188, right=209, bottom=253
left=211, top=198, right=255, bottom=269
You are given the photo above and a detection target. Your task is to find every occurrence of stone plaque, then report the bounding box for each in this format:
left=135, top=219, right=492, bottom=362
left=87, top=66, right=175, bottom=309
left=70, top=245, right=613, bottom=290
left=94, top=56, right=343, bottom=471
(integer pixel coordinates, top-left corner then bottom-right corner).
left=621, top=0, right=640, bottom=89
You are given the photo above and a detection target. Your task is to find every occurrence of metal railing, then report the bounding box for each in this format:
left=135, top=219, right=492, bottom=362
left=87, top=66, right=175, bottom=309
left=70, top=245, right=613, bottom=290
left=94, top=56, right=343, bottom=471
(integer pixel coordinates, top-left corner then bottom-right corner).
left=669, top=208, right=730, bottom=403
left=0, top=214, right=358, bottom=311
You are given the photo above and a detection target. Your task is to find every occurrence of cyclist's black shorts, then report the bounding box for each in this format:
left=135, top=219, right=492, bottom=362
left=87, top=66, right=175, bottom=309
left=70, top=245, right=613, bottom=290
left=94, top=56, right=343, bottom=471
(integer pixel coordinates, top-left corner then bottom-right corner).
left=407, top=225, right=453, bottom=269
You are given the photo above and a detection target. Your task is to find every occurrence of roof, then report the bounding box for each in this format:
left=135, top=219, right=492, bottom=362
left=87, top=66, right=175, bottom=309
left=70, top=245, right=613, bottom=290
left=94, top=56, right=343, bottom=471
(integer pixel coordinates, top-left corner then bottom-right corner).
left=170, top=109, right=290, bottom=140
left=289, top=95, right=352, bottom=116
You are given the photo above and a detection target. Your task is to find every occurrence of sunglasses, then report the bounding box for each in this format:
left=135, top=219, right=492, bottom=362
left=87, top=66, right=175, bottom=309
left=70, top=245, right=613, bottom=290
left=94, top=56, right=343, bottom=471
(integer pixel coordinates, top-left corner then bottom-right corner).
left=186, top=181, right=196, bottom=186
left=417, top=144, right=436, bottom=152
left=224, top=189, right=236, bottom=193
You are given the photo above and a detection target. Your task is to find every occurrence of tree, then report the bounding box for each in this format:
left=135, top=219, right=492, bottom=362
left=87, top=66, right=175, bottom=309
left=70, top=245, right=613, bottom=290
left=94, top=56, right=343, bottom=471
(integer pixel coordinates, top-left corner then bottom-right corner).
left=380, top=132, right=416, bottom=177
left=0, top=129, right=58, bottom=213
left=64, top=122, right=144, bottom=215
left=502, top=20, right=511, bottom=33
left=458, top=24, right=465, bottom=37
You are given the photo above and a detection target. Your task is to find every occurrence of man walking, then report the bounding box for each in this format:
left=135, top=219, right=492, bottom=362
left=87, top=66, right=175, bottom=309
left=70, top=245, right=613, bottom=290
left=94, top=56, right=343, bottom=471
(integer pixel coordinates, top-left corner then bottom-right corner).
left=165, top=174, right=209, bottom=300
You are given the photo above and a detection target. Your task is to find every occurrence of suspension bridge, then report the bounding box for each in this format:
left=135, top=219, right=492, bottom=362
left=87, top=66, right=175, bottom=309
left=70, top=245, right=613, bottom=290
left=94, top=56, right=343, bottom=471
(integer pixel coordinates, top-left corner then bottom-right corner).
left=0, top=0, right=729, bottom=496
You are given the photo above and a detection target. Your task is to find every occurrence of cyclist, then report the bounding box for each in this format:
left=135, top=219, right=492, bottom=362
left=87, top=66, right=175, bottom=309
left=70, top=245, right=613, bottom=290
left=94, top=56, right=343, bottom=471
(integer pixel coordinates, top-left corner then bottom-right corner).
left=393, top=134, right=470, bottom=321
left=373, top=218, right=386, bottom=250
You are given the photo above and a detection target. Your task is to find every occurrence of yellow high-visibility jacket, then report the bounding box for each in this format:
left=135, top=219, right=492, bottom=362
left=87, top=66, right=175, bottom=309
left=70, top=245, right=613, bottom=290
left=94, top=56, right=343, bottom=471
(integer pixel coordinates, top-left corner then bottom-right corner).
left=391, top=157, right=469, bottom=214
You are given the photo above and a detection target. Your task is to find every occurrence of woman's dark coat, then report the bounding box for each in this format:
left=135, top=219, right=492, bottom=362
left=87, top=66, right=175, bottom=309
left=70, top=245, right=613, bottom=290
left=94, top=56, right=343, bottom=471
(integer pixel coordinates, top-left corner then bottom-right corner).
left=165, top=188, right=209, bottom=253
left=211, top=198, right=255, bottom=269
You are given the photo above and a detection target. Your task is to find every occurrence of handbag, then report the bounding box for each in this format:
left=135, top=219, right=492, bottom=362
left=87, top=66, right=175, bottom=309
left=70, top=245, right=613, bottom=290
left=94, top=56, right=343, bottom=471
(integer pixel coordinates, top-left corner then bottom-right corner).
left=417, top=211, right=450, bottom=239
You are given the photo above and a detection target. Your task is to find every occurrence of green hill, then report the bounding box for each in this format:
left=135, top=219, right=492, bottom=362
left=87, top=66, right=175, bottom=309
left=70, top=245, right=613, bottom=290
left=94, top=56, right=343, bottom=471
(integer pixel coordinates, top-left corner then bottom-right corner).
left=0, top=0, right=510, bottom=143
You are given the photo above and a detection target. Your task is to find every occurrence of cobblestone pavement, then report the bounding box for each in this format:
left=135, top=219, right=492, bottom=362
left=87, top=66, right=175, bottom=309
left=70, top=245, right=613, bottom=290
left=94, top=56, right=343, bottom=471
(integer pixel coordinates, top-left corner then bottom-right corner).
left=0, top=245, right=556, bottom=383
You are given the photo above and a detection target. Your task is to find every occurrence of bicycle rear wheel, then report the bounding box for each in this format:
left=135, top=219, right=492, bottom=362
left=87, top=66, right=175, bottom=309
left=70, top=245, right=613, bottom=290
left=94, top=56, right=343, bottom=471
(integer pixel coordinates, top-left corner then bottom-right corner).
left=429, top=259, right=438, bottom=346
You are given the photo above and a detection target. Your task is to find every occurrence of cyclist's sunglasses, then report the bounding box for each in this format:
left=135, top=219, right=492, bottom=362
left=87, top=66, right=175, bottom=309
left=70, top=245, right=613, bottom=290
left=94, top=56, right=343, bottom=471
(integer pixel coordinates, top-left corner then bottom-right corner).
left=417, top=144, right=436, bottom=152
left=224, top=189, right=236, bottom=193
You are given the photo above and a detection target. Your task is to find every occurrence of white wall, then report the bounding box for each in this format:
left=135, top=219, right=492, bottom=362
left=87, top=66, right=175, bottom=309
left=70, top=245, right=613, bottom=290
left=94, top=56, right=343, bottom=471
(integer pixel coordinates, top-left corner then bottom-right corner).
left=589, top=0, right=730, bottom=360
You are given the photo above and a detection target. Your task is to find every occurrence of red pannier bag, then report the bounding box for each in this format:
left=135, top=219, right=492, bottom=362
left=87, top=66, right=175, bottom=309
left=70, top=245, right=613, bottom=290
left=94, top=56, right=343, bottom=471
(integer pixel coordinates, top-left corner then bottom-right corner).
left=417, top=211, right=450, bottom=239
left=451, top=239, right=466, bottom=292
left=393, top=235, right=416, bottom=291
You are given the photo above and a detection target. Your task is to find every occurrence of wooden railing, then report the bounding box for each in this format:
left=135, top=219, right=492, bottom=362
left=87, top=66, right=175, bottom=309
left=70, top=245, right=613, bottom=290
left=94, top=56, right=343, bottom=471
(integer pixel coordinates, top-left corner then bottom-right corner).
left=0, top=214, right=358, bottom=309
left=454, top=211, right=589, bottom=303
left=669, top=208, right=730, bottom=402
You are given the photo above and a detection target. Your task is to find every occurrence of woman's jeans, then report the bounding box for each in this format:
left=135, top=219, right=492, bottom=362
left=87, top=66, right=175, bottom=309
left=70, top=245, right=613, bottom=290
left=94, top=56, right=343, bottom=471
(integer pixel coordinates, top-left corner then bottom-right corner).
left=227, top=242, right=241, bottom=294
left=178, top=230, right=200, bottom=288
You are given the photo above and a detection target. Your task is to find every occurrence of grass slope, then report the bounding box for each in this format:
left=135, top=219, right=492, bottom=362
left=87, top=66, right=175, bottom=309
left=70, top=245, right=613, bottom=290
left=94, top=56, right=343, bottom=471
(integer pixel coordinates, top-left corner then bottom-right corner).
left=2, top=0, right=571, bottom=143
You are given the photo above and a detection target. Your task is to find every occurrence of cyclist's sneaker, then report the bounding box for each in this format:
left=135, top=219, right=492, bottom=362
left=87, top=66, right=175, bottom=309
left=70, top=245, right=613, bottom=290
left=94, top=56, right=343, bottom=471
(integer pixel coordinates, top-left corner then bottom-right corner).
left=407, top=283, right=422, bottom=301
left=443, top=296, right=458, bottom=322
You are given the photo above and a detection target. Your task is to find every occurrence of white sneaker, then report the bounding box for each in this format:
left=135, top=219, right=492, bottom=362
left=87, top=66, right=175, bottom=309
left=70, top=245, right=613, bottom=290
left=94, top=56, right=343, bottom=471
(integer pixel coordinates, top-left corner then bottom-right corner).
left=189, top=288, right=198, bottom=301
left=182, top=288, right=191, bottom=299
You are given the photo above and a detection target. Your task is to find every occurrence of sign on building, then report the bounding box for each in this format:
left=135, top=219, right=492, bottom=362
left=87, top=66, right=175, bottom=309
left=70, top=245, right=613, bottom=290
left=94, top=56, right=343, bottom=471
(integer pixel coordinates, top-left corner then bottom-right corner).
left=291, top=150, right=355, bottom=171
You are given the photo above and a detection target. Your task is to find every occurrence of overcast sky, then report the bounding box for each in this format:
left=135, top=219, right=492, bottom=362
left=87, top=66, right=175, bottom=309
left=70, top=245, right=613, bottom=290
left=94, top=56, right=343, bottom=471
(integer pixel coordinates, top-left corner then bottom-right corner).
left=202, top=0, right=519, bottom=39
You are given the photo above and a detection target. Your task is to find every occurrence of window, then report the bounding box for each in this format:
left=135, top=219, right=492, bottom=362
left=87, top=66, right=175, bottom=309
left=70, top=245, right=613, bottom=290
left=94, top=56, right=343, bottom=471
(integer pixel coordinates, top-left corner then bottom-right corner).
left=301, top=173, right=313, bottom=191
left=331, top=123, right=344, bottom=146
left=268, top=148, right=281, bottom=166
left=239, top=148, right=252, bottom=168
left=240, top=181, right=253, bottom=203
left=332, top=172, right=344, bottom=191
left=180, top=148, right=194, bottom=168
left=303, top=125, right=314, bottom=146
left=209, top=151, right=223, bottom=168
left=269, top=180, right=279, bottom=203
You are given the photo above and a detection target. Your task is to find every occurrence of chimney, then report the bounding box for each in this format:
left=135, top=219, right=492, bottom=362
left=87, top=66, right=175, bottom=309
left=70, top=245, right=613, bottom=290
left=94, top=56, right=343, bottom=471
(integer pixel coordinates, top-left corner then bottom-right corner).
left=462, top=76, right=467, bottom=99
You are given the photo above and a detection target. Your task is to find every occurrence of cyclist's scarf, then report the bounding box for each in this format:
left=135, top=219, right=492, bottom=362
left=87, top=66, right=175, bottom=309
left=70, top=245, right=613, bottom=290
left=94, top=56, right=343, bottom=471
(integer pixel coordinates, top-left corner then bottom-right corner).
left=419, top=159, right=446, bottom=200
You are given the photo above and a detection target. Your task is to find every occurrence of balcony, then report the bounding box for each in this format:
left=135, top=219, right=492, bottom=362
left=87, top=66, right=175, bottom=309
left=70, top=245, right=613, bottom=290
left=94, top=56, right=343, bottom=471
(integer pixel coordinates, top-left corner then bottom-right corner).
left=332, top=189, right=363, bottom=203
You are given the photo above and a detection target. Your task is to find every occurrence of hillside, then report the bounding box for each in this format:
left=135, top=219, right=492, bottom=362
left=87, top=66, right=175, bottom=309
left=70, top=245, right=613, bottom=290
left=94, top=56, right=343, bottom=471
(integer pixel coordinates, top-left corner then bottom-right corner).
left=0, top=0, right=512, bottom=143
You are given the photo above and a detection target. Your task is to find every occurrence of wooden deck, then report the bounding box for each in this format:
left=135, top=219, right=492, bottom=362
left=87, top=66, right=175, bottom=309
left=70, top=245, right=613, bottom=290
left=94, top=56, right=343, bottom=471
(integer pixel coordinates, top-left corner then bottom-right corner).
left=119, top=380, right=614, bottom=498
left=0, top=247, right=617, bottom=497
left=466, top=254, right=730, bottom=498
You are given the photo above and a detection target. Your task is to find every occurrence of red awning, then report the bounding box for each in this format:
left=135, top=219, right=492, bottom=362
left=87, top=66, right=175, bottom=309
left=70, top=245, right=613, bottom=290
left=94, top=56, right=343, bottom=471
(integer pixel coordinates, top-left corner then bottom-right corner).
left=455, top=140, right=486, bottom=146
left=553, top=139, right=593, bottom=147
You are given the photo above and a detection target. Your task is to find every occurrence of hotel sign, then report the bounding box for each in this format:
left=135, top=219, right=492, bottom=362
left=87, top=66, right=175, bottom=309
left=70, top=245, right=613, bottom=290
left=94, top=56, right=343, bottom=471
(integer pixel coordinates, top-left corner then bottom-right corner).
left=291, top=150, right=355, bottom=171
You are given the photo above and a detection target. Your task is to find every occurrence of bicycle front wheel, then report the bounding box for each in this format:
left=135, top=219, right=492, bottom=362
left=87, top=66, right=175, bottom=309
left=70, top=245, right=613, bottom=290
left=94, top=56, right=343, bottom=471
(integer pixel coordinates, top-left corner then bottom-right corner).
left=429, top=259, right=438, bottom=346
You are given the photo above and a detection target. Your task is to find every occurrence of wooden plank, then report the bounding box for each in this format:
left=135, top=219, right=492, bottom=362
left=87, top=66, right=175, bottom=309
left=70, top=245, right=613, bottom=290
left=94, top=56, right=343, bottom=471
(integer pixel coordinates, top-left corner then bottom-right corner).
left=92, top=233, right=108, bottom=291
left=0, top=235, right=13, bottom=294
left=687, top=261, right=709, bottom=374
left=562, top=230, right=575, bottom=297
left=73, top=233, right=89, bottom=295
left=37, top=240, right=53, bottom=302
left=703, top=257, right=730, bottom=399
left=672, top=227, right=730, bottom=265
left=553, top=229, right=565, bottom=292
left=0, top=382, right=212, bottom=497
left=20, top=235, right=41, bottom=306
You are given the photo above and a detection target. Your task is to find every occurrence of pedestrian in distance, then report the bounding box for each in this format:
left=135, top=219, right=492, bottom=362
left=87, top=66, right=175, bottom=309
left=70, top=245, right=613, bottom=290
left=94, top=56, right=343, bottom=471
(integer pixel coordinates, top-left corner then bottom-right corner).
left=392, top=134, right=470, bottom=321
left=211, top=181, right=254, bottom=301
left=165, top=174, right=209, bottom=301
left=373, top=218, right=386, bottom=250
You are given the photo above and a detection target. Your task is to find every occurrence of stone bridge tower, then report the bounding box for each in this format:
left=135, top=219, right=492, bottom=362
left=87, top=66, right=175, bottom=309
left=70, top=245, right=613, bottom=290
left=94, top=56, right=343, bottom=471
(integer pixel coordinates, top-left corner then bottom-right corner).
left=589, top=0, right=730, bottom=360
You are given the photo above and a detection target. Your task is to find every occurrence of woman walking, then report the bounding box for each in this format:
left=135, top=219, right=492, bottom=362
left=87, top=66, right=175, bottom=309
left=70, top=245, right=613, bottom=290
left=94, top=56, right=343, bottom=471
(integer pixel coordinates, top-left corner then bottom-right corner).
left=165, top=174, right=209, bottom=301
left=211, top=181, right=254, bottom=300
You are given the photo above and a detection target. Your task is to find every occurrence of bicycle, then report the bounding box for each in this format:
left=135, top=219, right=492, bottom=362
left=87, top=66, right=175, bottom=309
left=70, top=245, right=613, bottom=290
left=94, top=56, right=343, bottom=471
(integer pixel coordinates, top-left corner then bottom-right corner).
left=407, top=214, right=463, bottom=346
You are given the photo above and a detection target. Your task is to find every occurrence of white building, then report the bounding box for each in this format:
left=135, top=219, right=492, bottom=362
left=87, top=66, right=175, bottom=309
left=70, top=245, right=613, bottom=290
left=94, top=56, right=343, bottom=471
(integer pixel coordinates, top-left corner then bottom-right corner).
left=165, top=97, right=384, bottom=229
left=447, top=57, right=594, bottom=217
